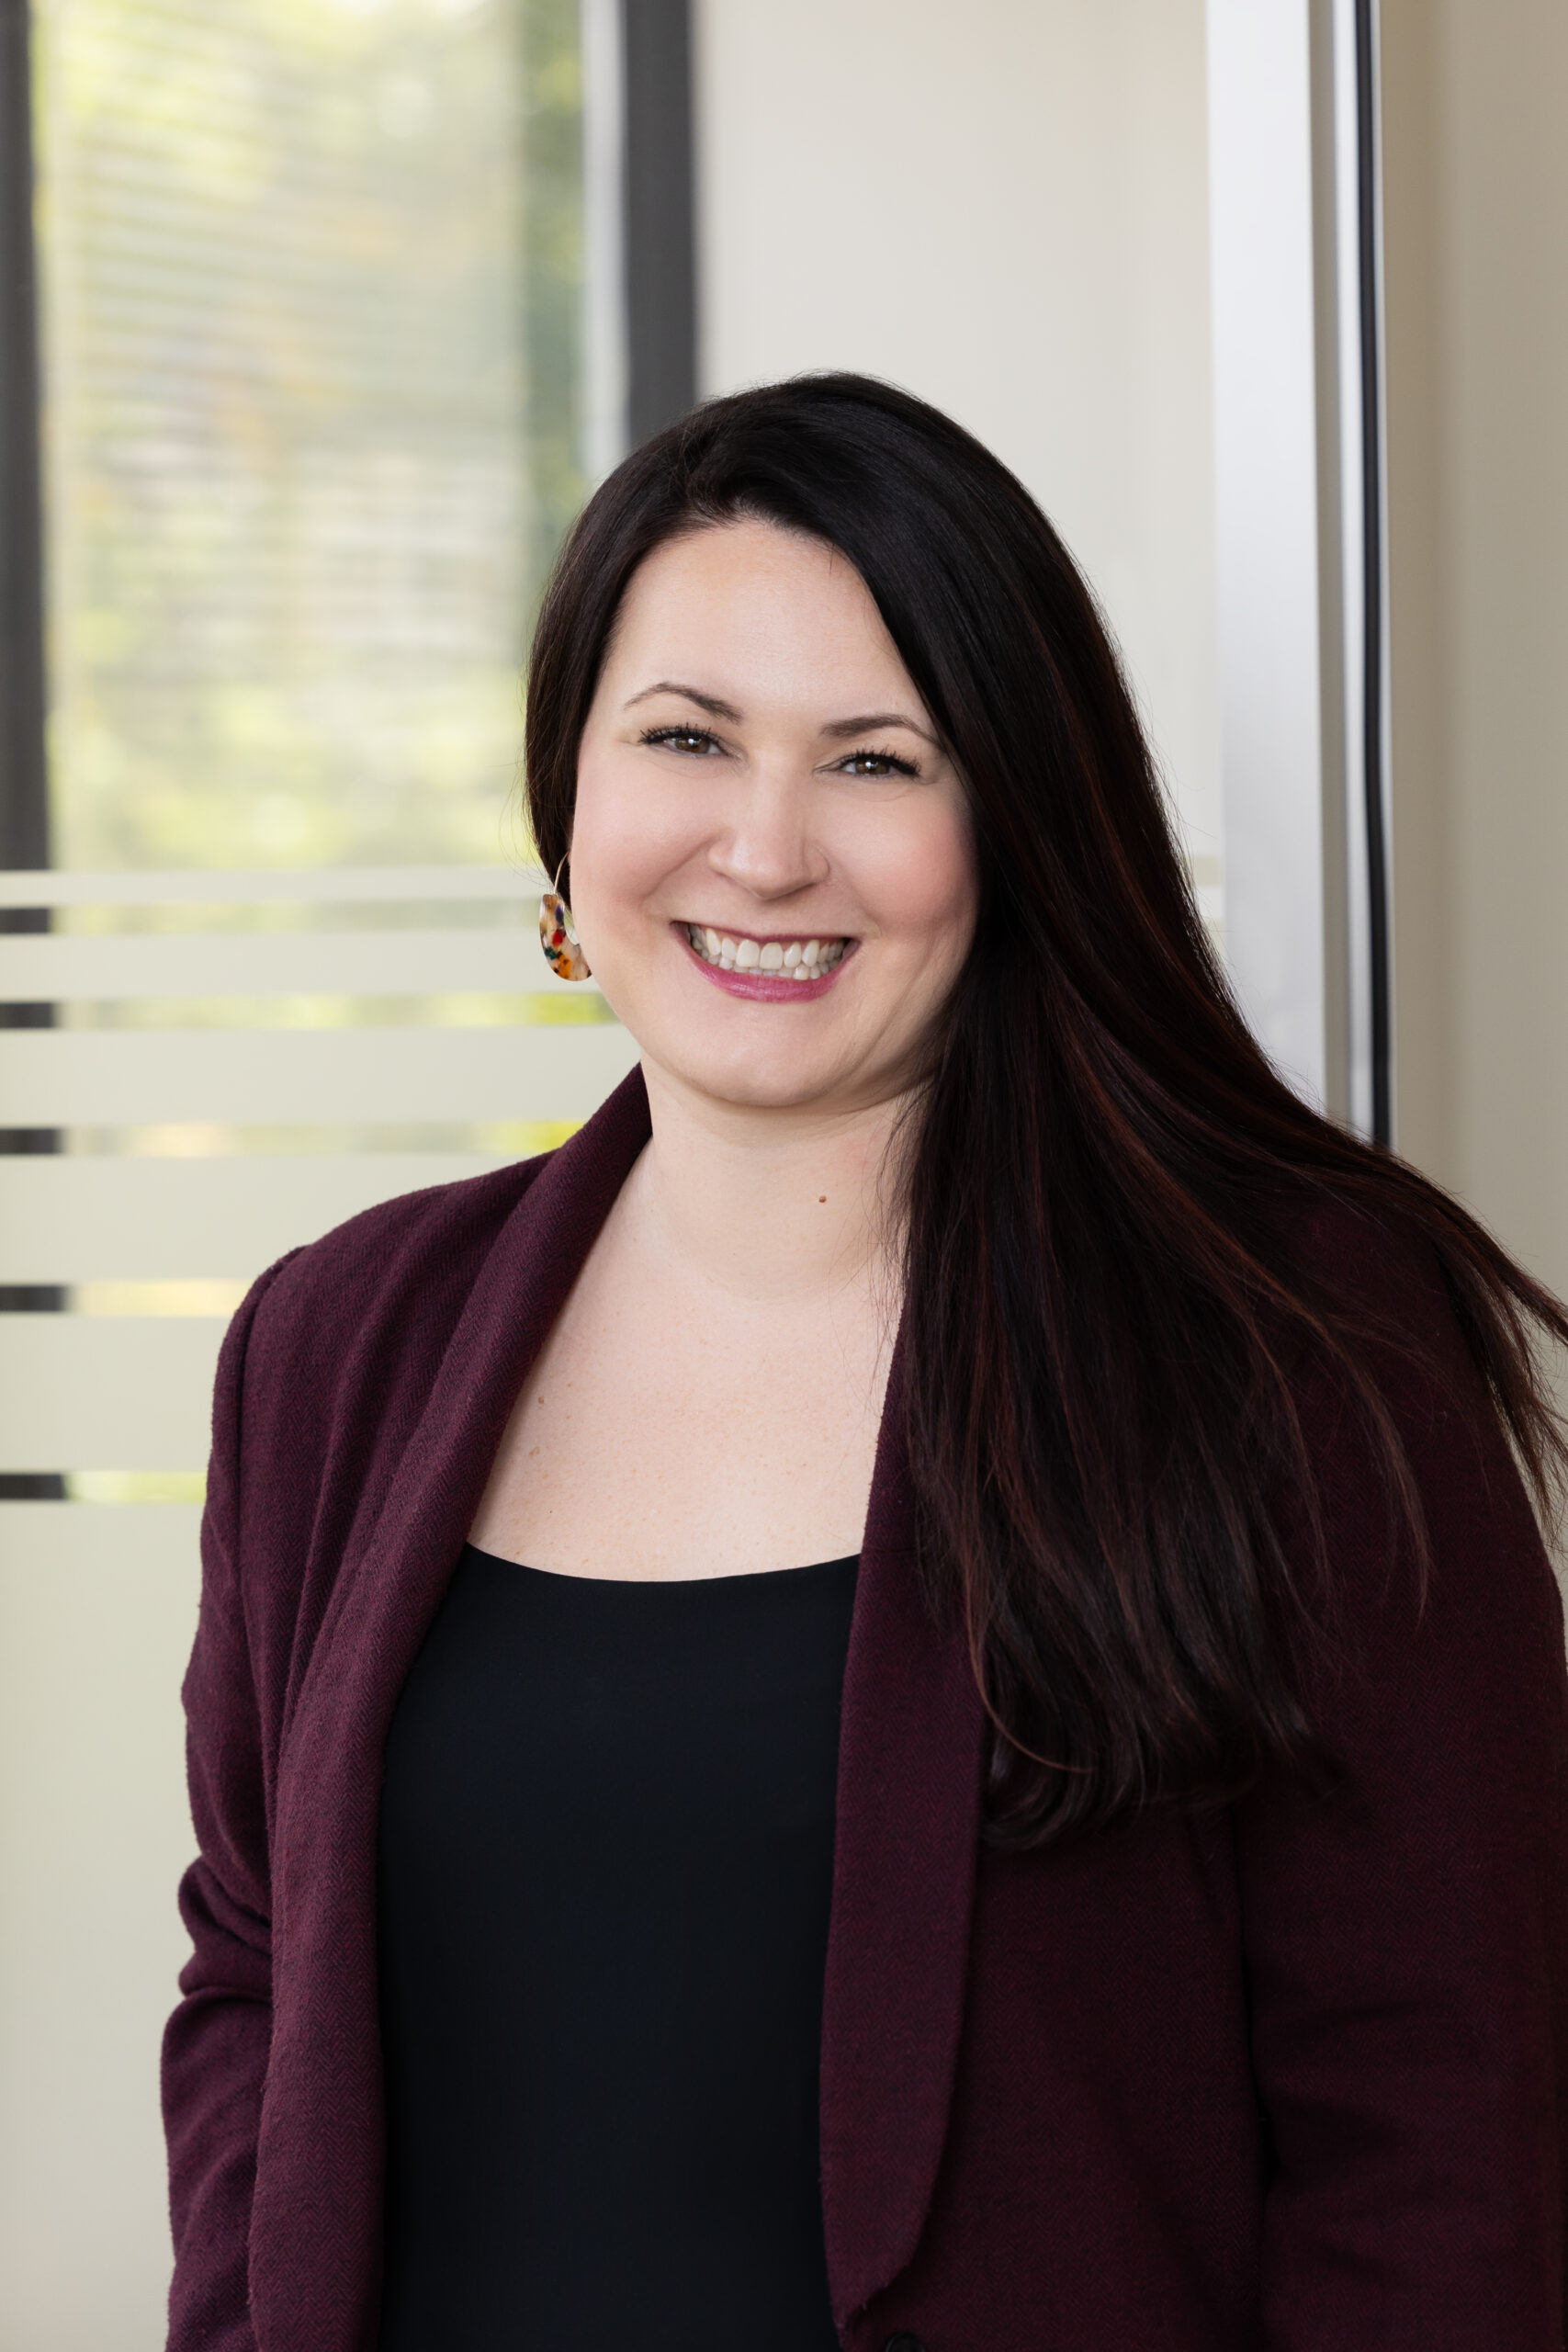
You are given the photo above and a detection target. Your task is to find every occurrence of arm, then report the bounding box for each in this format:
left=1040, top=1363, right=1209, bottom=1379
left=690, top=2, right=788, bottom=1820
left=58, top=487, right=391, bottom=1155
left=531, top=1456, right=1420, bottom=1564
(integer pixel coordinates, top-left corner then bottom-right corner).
left=1239, top=1261, right=1568, bottom=2347
left=162, top=1258, right=299, bottom=2352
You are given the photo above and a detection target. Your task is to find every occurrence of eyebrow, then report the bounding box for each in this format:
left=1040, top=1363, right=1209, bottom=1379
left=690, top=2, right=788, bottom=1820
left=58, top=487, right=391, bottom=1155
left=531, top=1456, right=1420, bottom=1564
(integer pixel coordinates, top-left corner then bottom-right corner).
left=819, top=709, right=938, bottom=747
left=625, top=682, right=937, bottom=747
left=624, top=681, right=742, bottom=721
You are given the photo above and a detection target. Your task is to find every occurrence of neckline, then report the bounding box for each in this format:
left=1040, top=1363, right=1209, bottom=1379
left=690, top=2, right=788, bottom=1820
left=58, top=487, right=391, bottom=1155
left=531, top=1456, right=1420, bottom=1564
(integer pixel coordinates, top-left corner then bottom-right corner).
left=463, top=1542, right=859, bottom=1590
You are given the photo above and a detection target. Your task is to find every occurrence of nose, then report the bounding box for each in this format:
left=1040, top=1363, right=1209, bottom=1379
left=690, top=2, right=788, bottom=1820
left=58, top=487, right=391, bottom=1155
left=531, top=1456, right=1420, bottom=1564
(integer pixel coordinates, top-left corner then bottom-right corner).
left=704, top=764, right=828, bottom=902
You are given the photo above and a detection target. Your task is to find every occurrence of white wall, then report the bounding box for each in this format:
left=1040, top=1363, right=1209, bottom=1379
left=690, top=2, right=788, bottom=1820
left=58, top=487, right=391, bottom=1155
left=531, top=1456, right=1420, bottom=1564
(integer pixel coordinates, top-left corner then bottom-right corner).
left=694, top=0, right=1222, bottom=880
left=1382, top=0, right=1568, bottom=1301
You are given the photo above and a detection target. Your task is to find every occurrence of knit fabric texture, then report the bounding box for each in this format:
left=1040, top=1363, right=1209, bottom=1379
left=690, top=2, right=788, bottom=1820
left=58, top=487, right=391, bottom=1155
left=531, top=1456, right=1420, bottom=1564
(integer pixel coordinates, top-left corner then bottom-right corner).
left=163, top=1069, right=1568, bottom=2352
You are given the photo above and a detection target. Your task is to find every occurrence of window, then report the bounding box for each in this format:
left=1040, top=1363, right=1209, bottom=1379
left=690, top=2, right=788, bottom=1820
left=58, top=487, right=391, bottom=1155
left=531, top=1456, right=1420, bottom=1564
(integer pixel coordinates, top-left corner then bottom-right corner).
left=6, top=0, right=630, bottom=1500
left=38, top=0, right=584, bottom=871
left=0, top=6, right=693, bottom=2335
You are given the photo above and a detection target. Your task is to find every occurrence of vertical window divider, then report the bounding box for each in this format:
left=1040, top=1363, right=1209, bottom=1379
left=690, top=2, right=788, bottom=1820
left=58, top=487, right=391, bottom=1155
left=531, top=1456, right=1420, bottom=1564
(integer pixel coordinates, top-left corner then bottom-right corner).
left=0, top=0, right=66, bottom=1498
left=621, top=0, right=697, bottom=447
left=0, top=0, right=50, bottom=875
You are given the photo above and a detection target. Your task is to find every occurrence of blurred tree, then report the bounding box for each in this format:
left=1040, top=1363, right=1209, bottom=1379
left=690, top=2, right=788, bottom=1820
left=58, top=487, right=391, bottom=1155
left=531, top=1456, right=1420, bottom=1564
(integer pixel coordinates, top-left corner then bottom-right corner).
left=33, top=0, right=583, bottom=871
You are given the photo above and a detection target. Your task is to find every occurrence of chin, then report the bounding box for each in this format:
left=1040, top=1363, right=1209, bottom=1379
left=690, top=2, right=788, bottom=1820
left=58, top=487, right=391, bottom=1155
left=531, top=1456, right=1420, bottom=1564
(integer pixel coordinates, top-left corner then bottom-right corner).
left=652, top=1035, right=860, bottom=1114
left=693, top=1062, right=844, bottom=1113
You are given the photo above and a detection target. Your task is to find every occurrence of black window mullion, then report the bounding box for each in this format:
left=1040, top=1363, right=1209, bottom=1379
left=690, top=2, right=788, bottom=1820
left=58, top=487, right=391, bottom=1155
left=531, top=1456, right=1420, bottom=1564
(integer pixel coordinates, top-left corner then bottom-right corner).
left=622, top=0, right=696, bottom=447
left=0, top=0, right=66, bottom=1499
left=1354, top=0, right=1392, bottom=1147
left=0, top=0, right=49, bottom=876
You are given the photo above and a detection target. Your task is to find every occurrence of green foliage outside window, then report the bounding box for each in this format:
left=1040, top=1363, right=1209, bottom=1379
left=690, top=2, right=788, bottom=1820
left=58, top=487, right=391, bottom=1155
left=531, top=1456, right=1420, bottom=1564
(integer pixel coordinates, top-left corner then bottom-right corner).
left=33, top=0, right=584, bottom=872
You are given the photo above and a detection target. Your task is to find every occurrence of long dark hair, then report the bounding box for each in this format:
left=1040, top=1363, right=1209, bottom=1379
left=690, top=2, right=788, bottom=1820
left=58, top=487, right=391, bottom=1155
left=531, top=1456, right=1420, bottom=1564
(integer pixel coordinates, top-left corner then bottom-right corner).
left=525, top=373, right=1567, bottom=1844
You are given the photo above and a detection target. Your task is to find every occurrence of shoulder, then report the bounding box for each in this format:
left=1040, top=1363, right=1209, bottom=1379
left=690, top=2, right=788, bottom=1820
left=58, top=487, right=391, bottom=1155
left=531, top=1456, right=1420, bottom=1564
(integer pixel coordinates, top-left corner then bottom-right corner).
left=1278, top=1183, right=1477, bottom=1416
left=1275, top=1183, right=1562, bottom=1658
left=260, top=1154, right=548, bottom=1328
left=1276, top=1182, right=1484, bottom=1469
left=1287, top=1183, right=1443, bottom=1309
left=215, top=1154, right=553, bottom=1429
left=213, top=1063, right=650, bottom=1476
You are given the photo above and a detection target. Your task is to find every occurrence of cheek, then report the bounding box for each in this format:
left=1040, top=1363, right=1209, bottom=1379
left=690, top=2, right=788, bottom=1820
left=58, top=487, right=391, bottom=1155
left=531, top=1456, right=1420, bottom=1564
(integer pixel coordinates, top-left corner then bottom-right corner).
left=570, top=755, right=691, bottom=908
left=848, top=798, right=977, bottom=955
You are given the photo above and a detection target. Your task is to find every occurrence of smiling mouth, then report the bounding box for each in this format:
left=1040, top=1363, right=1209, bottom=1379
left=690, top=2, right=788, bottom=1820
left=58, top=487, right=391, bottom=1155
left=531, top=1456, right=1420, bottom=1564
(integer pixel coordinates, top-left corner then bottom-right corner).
left=682, top=923, right=852, bottom=979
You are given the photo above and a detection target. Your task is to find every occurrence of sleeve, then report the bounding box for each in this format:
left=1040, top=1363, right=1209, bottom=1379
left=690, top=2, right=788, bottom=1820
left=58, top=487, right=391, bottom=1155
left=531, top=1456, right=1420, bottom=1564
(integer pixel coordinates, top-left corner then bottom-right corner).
left=161, top=1255, right=300, bottom=2352
left=1237, top=1254, right=1568, bottom=2349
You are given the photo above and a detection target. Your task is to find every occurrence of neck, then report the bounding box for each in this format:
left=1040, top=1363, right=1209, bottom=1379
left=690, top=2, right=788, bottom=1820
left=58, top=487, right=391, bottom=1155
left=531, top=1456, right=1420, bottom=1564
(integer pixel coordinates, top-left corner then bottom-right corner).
left=626, top=1062, right=914, bottom=1307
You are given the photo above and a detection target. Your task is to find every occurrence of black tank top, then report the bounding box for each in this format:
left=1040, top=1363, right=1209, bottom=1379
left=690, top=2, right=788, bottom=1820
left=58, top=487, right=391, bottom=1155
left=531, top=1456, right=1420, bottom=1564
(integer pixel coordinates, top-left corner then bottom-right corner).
left=377, top=1544, right=858, bottom=2351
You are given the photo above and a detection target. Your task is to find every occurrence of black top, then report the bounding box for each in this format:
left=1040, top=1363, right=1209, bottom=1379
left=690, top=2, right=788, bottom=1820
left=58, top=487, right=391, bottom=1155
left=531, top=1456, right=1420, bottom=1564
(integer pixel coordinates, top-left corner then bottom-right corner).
left=377, top=1544, right=859, bottom=2352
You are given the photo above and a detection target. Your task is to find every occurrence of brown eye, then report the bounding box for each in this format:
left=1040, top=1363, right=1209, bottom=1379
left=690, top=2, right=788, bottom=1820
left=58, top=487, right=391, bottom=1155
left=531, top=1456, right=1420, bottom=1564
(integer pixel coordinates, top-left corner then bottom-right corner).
left=643, top=726, right=721, bottom=756
left=840, top=750, right=918, bottom=779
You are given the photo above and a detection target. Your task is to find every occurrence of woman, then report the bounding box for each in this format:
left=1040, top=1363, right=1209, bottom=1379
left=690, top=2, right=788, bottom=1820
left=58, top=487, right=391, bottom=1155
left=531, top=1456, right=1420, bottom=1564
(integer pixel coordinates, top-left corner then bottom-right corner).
left=164, top=375, right=1568, bottom=2352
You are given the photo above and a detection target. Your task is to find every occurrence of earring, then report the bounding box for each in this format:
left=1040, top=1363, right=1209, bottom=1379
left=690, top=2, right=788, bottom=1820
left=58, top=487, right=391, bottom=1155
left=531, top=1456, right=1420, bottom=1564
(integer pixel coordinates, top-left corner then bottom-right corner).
left=539, top=858, right=592, bottom=981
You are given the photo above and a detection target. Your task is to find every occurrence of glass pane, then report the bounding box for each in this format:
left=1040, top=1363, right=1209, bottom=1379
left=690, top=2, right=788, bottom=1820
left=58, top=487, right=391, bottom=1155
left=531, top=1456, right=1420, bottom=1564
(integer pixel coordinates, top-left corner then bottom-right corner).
left=33, top=0, right=583, bottom=872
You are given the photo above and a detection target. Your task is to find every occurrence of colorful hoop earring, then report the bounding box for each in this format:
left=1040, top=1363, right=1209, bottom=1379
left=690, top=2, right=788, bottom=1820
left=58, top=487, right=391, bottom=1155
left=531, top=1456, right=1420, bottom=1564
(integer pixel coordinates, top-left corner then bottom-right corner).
left=539, top=858, right=592, bottom=982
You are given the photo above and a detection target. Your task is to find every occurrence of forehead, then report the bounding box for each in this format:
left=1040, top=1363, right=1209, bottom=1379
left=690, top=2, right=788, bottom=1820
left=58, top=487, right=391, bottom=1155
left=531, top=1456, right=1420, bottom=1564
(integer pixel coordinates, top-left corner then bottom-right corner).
left=601, top=519, right=922, bottom=710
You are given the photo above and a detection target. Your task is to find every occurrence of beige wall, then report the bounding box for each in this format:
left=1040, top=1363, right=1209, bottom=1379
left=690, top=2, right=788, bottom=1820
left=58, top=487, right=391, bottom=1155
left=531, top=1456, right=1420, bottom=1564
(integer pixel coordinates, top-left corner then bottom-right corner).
left=694, top=0, right=1223, bottom=877
left=1382, top=0, right=1568, bottom=1298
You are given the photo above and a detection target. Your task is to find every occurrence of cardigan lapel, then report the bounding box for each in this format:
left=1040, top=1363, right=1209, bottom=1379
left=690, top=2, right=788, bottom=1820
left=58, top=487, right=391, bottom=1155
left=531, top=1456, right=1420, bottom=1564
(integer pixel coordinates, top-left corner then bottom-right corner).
left=256, top=1070, right=655, bottom=2352
left=818, top=1341, right=987, bottom=2325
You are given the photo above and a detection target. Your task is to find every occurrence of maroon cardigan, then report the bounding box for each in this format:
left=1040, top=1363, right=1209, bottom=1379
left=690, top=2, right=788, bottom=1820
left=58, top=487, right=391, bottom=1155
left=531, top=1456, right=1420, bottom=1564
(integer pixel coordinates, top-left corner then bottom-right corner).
left=164, top=1069, right=1568, bottom=2352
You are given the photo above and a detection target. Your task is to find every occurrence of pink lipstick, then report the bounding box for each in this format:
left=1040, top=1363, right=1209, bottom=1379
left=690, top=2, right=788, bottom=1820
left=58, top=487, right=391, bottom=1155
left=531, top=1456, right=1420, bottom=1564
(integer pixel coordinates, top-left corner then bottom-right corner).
left=675, top=922, right=855, bottom=1002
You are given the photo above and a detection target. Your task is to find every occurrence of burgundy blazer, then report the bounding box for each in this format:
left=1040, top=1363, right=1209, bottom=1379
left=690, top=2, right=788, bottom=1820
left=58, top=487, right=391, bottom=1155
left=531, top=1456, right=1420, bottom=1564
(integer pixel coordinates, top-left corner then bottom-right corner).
left=164, top=1068, right=1568, bottom=2352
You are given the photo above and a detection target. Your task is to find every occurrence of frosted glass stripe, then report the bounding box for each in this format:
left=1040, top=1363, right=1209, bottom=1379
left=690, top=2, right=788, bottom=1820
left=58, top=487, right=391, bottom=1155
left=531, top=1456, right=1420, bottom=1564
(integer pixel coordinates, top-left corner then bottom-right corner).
left=0, top=865, right=541, bottom=908
left=0, top=1154, right=512, bottom=1283
left=0, top=1317, right=223, bottom=1472
left=0, top=927, right=599, bottom=1001
left=0, top=1498, right=203, bottom=1564
left=0, top=1514, right=200, bottom=2342
left=0, top=1023, right=639, bottom=1127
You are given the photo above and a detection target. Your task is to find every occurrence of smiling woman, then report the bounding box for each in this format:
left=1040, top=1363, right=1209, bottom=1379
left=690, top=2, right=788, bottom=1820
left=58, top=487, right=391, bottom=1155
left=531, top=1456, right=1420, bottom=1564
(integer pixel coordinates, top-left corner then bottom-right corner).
left=164, top=377, right=1568, bottom=2352
left=576, top=525, right=975, bottom=1081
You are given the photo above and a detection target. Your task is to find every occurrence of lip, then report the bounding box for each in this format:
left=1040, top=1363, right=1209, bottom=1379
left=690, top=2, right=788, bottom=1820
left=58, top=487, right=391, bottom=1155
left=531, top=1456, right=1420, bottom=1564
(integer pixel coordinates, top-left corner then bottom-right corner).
left=674, top=922, right=855, bottom=1002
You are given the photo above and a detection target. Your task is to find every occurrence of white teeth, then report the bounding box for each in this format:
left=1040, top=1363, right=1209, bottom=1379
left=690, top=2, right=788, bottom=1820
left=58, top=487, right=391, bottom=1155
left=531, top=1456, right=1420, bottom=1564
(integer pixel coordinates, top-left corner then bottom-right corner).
left=685, top=923, right=848, bottom=978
